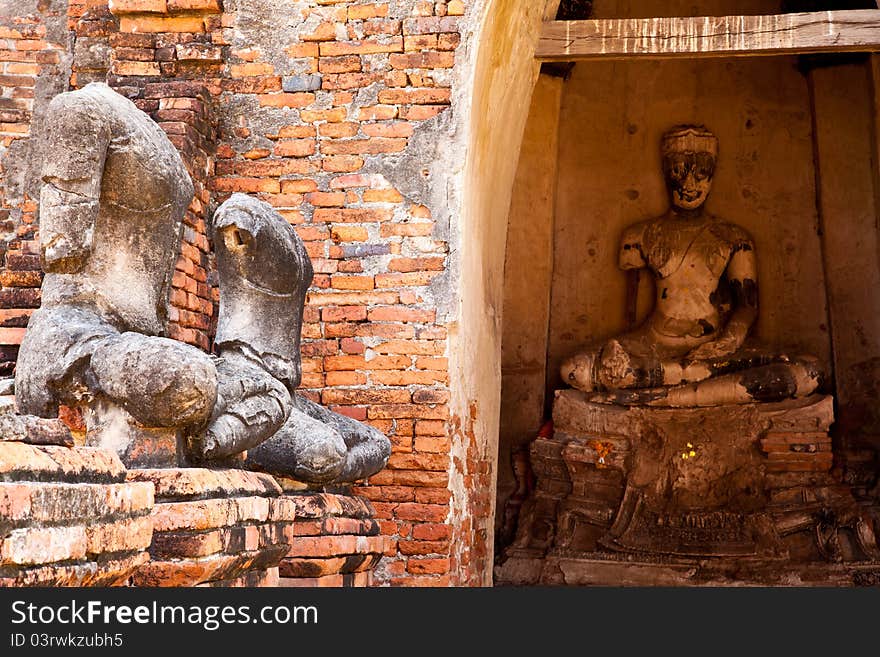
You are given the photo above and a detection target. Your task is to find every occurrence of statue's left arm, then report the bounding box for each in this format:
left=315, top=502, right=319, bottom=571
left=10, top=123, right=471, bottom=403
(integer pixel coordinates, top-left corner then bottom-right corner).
left=687, top=235, right=758, bottom=360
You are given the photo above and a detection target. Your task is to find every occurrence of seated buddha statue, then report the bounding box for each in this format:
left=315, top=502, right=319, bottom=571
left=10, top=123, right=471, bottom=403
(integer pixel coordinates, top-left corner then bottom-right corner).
left=560, top=125, right=822, bottom=407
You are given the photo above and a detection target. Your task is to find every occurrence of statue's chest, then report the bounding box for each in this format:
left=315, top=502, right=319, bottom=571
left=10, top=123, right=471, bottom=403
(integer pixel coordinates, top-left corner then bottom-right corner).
left=644, top=224, right=731, bottom=281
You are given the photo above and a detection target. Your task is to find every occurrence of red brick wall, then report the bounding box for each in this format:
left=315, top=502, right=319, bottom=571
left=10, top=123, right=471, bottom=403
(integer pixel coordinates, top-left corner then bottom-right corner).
left=0, top=0, right=499, bottom=586
left=0, top=7, right=68, bottom=375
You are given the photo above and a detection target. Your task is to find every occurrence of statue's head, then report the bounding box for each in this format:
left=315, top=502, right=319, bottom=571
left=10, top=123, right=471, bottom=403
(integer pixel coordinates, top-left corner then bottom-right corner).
left=661, top=125, right=717, bottom=211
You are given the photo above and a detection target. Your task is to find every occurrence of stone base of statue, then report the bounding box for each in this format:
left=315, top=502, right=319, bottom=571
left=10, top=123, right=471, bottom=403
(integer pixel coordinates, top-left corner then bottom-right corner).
left=126, top=468, right=297, bottom=587
left=0, top=439, right=153, bottom=587
left=275, top=485, right=391, bottom=588
left=496, top=390, right=880, bottom=586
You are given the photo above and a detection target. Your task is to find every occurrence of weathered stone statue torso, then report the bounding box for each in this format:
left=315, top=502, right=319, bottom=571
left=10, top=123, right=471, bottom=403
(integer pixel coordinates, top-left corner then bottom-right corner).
left=39, top=82, right=192, bottom=334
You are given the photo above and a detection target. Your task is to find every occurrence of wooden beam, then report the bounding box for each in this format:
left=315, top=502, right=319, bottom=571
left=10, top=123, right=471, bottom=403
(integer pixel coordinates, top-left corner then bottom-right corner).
left=536, top=10, right=880, bottom=61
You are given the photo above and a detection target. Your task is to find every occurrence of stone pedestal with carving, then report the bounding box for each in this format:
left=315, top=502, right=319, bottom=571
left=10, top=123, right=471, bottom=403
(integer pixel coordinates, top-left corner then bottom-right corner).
left=127, top=468, right=297, bottom=587
left=277, top=489, right=392, bottom=587
left=497, top=390, right=880, bottom=586
left=0, top=441, right=154, bottom=587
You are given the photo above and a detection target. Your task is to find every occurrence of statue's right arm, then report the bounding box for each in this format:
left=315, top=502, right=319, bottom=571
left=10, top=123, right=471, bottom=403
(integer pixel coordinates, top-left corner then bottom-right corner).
left=39, top=94, right=111, bottom=274
left=618, top=222, right=647, bottom=271
left=619, top=223, right=647, bottom=329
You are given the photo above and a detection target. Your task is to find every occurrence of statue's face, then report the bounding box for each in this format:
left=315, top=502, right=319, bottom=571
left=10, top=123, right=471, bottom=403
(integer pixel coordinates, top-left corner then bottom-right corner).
left=663, top=152, right=715, bottom=211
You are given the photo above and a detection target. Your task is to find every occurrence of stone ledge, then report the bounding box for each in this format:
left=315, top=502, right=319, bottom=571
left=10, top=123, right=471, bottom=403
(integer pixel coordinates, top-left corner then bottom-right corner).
left=0, top=442, right=126, bottom=484
left=131, top=467, right=297, bottom=587
left=277, top=492, right=386, bottom=588
left=0, top=552, right=150, bottom=587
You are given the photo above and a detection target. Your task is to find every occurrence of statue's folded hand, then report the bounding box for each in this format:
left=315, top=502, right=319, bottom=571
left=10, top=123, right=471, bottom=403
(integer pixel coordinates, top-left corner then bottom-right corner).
left=685, top=333, right=741, bottom=362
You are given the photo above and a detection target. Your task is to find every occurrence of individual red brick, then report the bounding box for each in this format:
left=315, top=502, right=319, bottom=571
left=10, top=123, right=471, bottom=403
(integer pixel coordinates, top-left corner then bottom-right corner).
left=329, top=275, right=374, bottom=290
left=322, top=388, right=411, bottom=405
left=287, top=43, right=319, bottom=58
left=414, top=488, right=451, bottom=504
left=415, top=356, right=448, bottom=370
left=318, top=122, right=359, bottom=138
left=322, top=155, right=364, bottom=172
left=371, top=371, right=447, bottom=385
left=319, top=38, right=403, bottom=57
left=357, top=105, right=398, bottom=120
left=400, top=105, right=445, bottom=120
left=314, top=208, right=392, bottom=223
left=412, top=523, right=451, bottom=541
left=352, top=324, right=415, bottom=339
left=274, top=139, right=316, bottom=157
left=331, top=406, right=368, bottom=421
left=367, top=307, right=436, bottom=322
left=362, top=123, right=414, bottom=139
left=414, top=436, right=450, bottom=453
left=325, top=371, right=367, bottom=386
left=302, top=21, right=338, bottom=42
left=378, top=88, right=450, bottom=105
left=394, top=503, right=447, bottom=523
left=321, top=306, right=367, bottom=322
left=322, top=72, right=379, bottom=90
left=362, top=18, right=402, bottom=36
left=389, top=51, right=455, bottom=69
left=387, top=453, right=448, bottom=471
left=324, top=354, right=410, bottom=371
left=373, top=340, right=444, bottom=355
left=319, top=55, right=361, bottom=73
left=258, top=92, right=315, bottom=108
left=376, top=271, right=442, bottom=287
left=211, top=177, right=280, bottom=193
left=321, top=138, right=407, bottom=155
left=348, top=3, right=389, bottom=19
left=368, top=403, right=448, bottom=420
left=397, top=540, right=449, bottom=556
left=330, top=225, right=369, bottom=242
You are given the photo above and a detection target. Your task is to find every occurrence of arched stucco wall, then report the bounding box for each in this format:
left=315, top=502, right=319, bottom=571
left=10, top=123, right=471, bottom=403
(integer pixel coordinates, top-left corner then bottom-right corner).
left=446, top=0, right=559, bottom=584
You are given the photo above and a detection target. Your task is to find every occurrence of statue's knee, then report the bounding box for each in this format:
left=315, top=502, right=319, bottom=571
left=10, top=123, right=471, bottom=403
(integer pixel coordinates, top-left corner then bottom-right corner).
left=90, top=333, right=217, bottom=427
left=561, top=352, right=597, bottom=391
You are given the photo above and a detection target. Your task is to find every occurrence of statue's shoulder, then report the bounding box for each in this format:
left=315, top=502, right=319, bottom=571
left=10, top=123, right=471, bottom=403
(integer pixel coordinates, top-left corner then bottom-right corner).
left=707, top=218, right=755, bottom=252
left=47, top=83, right=139, bottom=128
left=618, top=218, right=659, bottom=269
left=620, top=218, right=656, bottom=246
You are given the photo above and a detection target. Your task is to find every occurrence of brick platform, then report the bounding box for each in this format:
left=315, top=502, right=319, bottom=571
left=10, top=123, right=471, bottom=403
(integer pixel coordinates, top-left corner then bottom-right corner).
left=277, top=491, right=393, bottom=587
left=127, top=468, right=297, bottom=586
left=0, top=441, right=154, bottom=587
left=498, top=392, right=880, bottom=586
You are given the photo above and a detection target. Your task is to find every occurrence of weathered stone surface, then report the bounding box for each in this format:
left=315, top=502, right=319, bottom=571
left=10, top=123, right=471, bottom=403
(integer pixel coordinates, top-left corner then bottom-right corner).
left=0, top=515, right=152, bottom=566
left=287, top=492, right=375, bottom=520
left=12, top=83, right=224, bottom=467
left=279, top=553, right=381, bottom=577
left=0, top=552, right=149, bottom=587
left=0, top=481, right=154, bottom=531
left=288, top=517, right=380, bottom=537
left=0, top=414, right=72, bottom=446
left=127, top=467, right=282, bottom=501
left=203, top=194, right=390, bottom=484
left=198, top=567, right=280, bottom=588
left=131, top=548, right=288, bottom=587
left=499, top=392, right=880, bottom=586
left=0, top=443, right=126, bottom=483
left=149, top=496, right=272, bottom=532
left=150, top=520, right=294, bottom=559
left=277, top=571, right=372, bottom=588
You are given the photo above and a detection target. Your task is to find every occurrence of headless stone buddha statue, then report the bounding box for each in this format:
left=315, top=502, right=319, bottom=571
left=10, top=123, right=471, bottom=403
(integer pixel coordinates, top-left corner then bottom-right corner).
left=15, top=83, right=389, bottom=484
left=190, top=194, right=391, bottom=483
left=560, top=125, right=822, bottom=407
